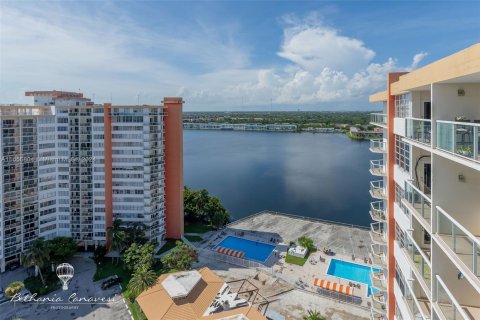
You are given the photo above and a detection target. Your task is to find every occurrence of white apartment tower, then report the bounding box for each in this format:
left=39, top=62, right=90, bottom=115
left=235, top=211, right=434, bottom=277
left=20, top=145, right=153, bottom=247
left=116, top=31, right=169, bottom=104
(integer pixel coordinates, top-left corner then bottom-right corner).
left=0, top=91, right=184, bottom=272
left=369, top=43, right=480, bottom=320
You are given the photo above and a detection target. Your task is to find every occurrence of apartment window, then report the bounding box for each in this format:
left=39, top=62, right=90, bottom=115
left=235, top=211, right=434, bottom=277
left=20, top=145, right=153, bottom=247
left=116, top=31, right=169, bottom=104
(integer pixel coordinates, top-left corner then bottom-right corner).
left=395, top=222, right=405, bottom=248
left=395, top=135, right=410, bottom=172
left=395, top=261, right=406, bottom=296
left=395, top=93, right=412, bottom=118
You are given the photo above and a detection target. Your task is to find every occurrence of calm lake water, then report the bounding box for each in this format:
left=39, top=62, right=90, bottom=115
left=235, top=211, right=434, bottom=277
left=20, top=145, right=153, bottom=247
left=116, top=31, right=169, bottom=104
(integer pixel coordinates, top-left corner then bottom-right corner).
left=184, top=130, right=376, bottom=227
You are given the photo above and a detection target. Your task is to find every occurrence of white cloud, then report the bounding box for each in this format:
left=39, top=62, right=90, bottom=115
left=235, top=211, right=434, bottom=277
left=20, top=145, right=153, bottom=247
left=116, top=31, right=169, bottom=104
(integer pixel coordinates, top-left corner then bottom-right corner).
left=410, top=52, right=428, bottom=70
left=0, top=4, right=427, bottom=110
left=278, top=17, right=375, bottom=74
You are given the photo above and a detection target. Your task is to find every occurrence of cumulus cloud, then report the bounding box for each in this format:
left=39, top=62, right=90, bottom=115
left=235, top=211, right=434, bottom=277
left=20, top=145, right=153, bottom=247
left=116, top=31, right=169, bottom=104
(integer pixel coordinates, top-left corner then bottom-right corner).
left=0, top=4, right=426, bottom=110
left=278, top=16, right=375, bottom=74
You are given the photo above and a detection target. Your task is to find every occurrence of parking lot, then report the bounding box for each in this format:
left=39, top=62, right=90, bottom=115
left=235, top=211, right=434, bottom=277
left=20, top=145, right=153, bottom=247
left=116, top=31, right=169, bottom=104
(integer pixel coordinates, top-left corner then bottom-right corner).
left=0, top=255, right=131, bottom=320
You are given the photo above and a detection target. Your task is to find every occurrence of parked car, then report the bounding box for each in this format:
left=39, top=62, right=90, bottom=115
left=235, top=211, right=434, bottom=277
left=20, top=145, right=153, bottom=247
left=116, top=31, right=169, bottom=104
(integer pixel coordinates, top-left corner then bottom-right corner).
left=6, top=262, right=20, bottom=271
left=101, top=275, right=121, bottom=290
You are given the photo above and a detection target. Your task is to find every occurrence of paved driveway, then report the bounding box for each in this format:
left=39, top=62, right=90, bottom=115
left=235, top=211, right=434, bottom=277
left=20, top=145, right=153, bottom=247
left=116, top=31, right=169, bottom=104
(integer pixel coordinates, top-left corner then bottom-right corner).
left=0, top=256, right=131, bottom=320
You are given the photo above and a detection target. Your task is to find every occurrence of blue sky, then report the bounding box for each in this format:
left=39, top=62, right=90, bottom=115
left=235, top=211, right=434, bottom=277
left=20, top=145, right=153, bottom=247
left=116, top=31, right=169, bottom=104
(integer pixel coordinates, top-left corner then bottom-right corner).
left=1, top=1, right=479, bottom=111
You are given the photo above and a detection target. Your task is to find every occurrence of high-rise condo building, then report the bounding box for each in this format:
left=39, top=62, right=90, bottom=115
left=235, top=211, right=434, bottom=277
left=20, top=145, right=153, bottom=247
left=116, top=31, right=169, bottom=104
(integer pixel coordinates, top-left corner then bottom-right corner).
left=0, top=91, right=184, bottom=272
left=368, top=43, right=480, bottom=320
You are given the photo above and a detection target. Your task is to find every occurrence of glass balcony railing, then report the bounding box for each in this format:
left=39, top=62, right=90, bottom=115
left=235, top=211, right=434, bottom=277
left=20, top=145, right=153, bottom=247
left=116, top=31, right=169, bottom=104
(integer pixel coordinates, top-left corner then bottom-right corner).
left=370, top=222, right=387, bottom=245
left=370, top=139, right=386, bottom=153
left=370, top=159, right=386, bottom=176
left=404, top=288, right=430, bottom=320
left=435, top=275, right=470, bottom=320
left=370, top=180, right=387, bottom=199
left=406, top=118, right=432, bottom=145
left=370, top=113, right=387, bottom=126
left=370, top=201, right=386, bottom=222
left=370, top=244, right=387, bottom=268
left=404, top=180, right=431, bottom=228
left=404, top=232, right=431, bottom=290
left=437, top=120, right=480, bottom=162
left=436, top=206, right=480, bottom=279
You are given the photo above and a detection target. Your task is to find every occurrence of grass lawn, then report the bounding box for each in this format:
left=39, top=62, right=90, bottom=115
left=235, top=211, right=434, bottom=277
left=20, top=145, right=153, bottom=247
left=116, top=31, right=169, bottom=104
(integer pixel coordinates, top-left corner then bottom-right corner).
left=185, top=235, right=203, bottom=242
left=184, top=224, right=213, bottom=234
left=156, top=239, right=183, bottom=255
left=285, top=253, right=308, bottom=266
left=93, top=259, right=132, bottom=290
left=24, top=272, right=62, bottom=296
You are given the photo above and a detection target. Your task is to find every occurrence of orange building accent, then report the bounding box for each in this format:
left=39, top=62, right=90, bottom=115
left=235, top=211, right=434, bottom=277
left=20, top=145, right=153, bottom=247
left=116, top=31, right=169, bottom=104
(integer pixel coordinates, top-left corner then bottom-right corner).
left=103, top=103, right=113, bottom=249
left=163, top=97, right=184, bottom=239
left=386, top=73, right=407, bottom=319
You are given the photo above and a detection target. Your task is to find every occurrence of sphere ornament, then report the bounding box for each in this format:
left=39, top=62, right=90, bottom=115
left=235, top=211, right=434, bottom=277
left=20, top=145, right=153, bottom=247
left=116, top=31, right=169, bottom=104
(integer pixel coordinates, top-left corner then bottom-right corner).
left=56, top=263, right=75, bottom=291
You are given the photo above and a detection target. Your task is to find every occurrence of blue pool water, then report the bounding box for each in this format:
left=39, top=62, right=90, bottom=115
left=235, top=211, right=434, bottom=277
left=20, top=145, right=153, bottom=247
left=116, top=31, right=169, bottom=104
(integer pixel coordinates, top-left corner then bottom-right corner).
left=327, top=259, right=379, bottom=296
left=215, top=236, right=276, bottom=263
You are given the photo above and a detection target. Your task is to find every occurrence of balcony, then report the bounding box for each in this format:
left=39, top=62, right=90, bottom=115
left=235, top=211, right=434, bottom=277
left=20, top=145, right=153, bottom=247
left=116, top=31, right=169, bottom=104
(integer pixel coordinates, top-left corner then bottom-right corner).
left=435, top=275, right=475, bottom=320
left=404, top=290, right=431, bottom=320
left=370, top=292, right=387, bottom=315
left=436, top=206, right=480, bottom=281
left=370, top=222, right=387, bottom=245
left=370, top=139, right=386, bottom=153
left=370, top=113, right=387, bottom=127
left=370, top=309, right=386, bottom=320
left=370, top=201, right=387, bottom=223
left=406, top=117, right=432, bottom=146
left=370, top=268, right=387, bottom=292
left=370, top=180, right=387, bottom=200
left=437, top=120, right=480, bottom=163
left=370, top=160, right=386, bottom=176
left=403, top=180, right=432, bottom=230
left=403, top=232, right=431, bottom=291
left=370, top=244, right=387, bottom=268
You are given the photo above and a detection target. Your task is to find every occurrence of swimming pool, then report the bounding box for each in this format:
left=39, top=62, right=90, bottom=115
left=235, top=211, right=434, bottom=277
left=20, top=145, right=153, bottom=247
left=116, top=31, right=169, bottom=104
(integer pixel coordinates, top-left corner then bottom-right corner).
left=214, top=236, right=276, bottom=263
left=326, top=259, right=379, bottom=296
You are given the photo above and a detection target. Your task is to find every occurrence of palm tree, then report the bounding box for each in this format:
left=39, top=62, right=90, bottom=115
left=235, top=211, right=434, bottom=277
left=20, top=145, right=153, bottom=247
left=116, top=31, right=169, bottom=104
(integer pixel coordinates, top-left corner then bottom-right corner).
left=107, top=219, right=126, bottom=264
left=5, top=281, right=24, bottom=319
left=303, top=310, right=325, bottom=320
left=22, top=238, right=50, bottom=286
left=127, top=266, right=157, bottom=297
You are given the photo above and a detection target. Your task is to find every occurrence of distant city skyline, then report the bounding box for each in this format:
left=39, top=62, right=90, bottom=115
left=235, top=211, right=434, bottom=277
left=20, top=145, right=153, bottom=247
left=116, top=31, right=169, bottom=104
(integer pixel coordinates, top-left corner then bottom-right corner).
left=1, top=0, right=479, bottom=111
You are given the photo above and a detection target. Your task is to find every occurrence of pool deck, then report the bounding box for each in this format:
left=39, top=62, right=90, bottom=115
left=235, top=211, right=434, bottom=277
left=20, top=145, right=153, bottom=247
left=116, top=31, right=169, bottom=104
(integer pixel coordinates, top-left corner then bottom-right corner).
left=196, top=210, right=374, bottom=319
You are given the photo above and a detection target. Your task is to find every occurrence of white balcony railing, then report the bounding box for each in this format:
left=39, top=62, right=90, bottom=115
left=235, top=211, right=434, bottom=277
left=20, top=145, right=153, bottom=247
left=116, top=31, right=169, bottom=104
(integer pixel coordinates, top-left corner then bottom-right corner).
left=370, top=222, right=387, bottom=245
left=370, top=159, right=386, bottom=176
left=370, top=244, right=387, bottom=268
left=370, top=201, right=387, bottom=222
left=370, top=180, right=387, bottom=200
left=371, top=113, right=387, bottom=126
left=403, top=180, right=432, bottom=229
left=406, top=117, right=432, bottom=145
left=436, top=206, right=480, bottom=280
left=437, top=120, right=480, bottom=162
left=435, top=275, right=470, bottom=320
left=371, top=292, right=387, bottom=314
left=370, top=139, right=386, bottom=153
left=370, top=268, right=387, bottom=291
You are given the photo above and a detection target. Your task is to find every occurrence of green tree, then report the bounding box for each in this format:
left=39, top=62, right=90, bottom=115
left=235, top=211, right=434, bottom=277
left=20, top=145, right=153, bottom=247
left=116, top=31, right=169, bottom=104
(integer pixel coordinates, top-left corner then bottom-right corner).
left=93, top=245, right=107, bottom=264
left=161, top=241, right=198, bottom=271
left=22, top=238, right=50, bottom=286
left=210, top=208, right=230, bottom=229
left=127, top=266, right=157, bottom=297
left=5, top=281, right=24, bottom=319
left=123, top=242, right=155, bottom=272
left=204, top=196, right=229, bottom=227
left=298, top=236, right=315, bottom=252
left=108, top=219, right=126, bottom=264
left=125, top=222, right=147, bottom=246
left=303, top=310, right=325, bottom=320
left=48, top=237, right=77, bottom=265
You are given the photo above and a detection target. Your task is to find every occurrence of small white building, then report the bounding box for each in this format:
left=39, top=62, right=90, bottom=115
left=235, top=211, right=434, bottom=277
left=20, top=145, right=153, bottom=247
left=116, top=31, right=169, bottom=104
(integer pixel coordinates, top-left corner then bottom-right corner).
left=288, top=245, right=308, bottom=258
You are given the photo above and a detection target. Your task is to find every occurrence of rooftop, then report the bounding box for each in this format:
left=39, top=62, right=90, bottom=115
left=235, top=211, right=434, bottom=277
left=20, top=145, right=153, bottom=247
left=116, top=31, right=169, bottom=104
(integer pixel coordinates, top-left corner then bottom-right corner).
left=162, top=270, right=202, bottom=299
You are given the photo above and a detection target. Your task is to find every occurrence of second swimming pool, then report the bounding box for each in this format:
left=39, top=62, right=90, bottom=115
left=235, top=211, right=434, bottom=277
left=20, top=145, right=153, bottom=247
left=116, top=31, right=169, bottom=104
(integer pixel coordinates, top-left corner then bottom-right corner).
left=214, top=236, right=276, bottom=263
left=327, top=258, right=379, bottom=296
